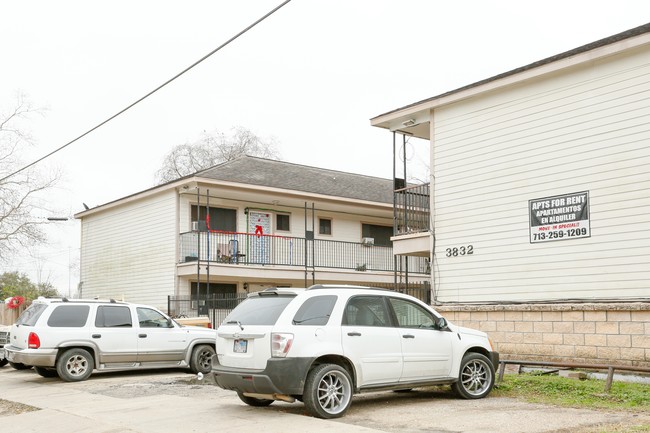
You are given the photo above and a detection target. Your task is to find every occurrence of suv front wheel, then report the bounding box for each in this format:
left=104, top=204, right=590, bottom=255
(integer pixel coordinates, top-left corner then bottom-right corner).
left=57, top=348, right=94, bottom=382
left=303, top=363, right=353, bottom=419
left=452, top=352, right=495, bottom=399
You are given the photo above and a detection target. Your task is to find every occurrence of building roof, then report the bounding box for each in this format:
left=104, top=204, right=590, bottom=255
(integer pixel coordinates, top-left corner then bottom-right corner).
left=371, top=22, right=650, bottom=125
left=196, top=156, right=394, bottom=204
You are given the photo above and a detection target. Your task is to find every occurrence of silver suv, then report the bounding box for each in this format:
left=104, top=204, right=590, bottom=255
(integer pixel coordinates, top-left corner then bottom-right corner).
left=5, top=298, right=216, bottom=381
left=0, top=325, right=9, bottom=367
left=213, top=285, right=499, bottom=419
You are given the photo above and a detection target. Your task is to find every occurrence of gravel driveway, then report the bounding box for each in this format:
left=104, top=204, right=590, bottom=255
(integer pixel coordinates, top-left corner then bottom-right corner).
left=1, top=367, right=647, bottom=433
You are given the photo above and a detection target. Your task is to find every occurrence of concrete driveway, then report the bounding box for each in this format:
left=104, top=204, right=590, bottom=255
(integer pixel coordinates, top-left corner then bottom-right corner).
left=0, top=367, right=646, bottom=433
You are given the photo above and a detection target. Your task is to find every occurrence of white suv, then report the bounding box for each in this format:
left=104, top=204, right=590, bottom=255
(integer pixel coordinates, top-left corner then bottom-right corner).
left=213, top=285, right=499, bottom=419
left=5, top=298, right=216, bottom=381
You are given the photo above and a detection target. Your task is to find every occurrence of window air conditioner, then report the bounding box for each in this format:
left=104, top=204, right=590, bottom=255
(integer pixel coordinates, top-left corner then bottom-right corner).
left=192, top=221, right=199, bottom=232
left=361, top=237, right=374, bottom=246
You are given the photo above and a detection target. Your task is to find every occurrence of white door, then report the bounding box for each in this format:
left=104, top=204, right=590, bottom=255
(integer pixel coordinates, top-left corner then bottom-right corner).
left=136, top=307, right=187, bottom=362
left=387, top=298, right=453, bottom=381
left=341, top=296, right=402, bottom=386
left=92, top=305, right=138, bottom=364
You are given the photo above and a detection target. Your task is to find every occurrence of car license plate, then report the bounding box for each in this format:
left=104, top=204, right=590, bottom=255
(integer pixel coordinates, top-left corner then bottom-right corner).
left=233, top=339, right=247, bottom=353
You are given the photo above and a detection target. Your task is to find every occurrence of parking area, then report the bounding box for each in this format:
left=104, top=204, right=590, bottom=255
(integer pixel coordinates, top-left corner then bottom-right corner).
left=0, top=367, right=647, bottom=433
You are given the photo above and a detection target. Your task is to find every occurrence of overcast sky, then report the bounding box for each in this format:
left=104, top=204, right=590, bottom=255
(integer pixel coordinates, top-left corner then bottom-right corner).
left=2, top=0, right=649, bottom=295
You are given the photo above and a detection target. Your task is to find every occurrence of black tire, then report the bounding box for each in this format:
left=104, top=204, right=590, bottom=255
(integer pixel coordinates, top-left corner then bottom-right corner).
left=303, top=363, right=353, bottom=419
left=189, top=344, right=215, bottom=374
left=56, top=348, right=94, bottom=382
left=237, top=392, right=274, bottom=407
left=0, top=358, right=8, bottom=367
left=451, top=352, right=495, bottom=399
left=9, top=362, right=32, bottom=370
left=34, top=366, right=58, bottom=378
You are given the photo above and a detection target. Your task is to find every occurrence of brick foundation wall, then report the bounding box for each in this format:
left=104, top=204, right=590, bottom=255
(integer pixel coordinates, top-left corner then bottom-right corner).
left=436, top=303, right=650, bottom=368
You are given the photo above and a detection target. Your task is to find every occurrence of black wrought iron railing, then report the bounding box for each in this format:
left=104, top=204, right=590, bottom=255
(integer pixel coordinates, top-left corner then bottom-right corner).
left=394, top=183, right=430, bottom=235
left=179, top=230, right=429, bottom=274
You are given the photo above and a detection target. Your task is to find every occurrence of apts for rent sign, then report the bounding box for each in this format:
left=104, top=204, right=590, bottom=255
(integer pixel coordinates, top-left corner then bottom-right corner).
left=529, top=191, right=590, bottom=243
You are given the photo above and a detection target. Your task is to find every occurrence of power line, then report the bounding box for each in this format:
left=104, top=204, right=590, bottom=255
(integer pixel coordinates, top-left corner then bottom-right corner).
left=0, top=0, right=292, bottom=184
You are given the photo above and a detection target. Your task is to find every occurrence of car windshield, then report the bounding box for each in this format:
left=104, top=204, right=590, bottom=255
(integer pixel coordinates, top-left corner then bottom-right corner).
left=223, top=295, right=295, bottom=326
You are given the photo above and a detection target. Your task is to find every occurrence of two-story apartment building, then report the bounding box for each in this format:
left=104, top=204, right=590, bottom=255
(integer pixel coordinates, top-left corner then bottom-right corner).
left=371, top=24, right=650, bottom=367
left=76, top=156, right=429, bottom=317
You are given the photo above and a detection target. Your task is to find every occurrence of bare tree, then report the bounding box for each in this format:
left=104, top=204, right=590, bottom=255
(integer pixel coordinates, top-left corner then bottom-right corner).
left=0, top=94, right=59, bottom=263
left=155, top=126, right=281, bottom=184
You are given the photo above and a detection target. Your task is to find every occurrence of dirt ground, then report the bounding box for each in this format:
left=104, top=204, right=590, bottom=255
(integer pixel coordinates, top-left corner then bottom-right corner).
left=1, top=368, right=648, bottom=433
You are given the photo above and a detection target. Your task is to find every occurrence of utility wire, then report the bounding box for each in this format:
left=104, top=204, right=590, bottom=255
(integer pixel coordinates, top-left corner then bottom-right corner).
left=0, top=0, right=292, bottom=184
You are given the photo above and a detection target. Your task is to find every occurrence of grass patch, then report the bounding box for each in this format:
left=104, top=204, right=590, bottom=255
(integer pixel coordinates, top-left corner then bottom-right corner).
left=493, top=372, right=650, bottom=412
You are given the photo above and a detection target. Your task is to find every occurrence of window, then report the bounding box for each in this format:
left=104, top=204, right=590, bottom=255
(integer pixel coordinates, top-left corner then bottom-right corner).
left=47, top=305, right=90, bottom=327
left=292, top=295, right=337, bottom=326
left=191, top=282, right=238, bottom=310
left=15, top=303, right=47, bottom=326
left=388, top=298, right=436, bottom=329
left=224, top=295, right=295, bottom=326
left=191, top=205, right=236, bottom=232
left=137, top=308, right=172, bottom=328
left=343, top=296, right=389, bottom=327
left=361, top=224, right=393, bottom=247
left=95, top=306, right=132, bottom=327
left=319, top=218, right=332, bottom=235
left=276, top=213, right=290, bottom=231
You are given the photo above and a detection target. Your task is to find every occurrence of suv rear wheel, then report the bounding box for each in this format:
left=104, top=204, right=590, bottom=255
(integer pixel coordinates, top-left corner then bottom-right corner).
left=57, top=348, right=94, bottom=382
left=303, top=363, right=353, bottom=419
left=452, top=352, right=494, bottom=399
left=189, top=344, right=215, bottom=374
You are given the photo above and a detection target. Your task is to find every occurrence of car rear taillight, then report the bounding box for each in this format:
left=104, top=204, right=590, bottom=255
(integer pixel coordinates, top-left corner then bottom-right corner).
left=271, top=333, right=293, bottom=358
left=28, top=332, right=40, bottom=349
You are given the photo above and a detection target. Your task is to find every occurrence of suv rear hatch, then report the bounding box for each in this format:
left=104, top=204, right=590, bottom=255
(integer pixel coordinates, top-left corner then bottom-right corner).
left=9, top=302, right=48, bottom=350
left=216, top=292, right=296, bottom=370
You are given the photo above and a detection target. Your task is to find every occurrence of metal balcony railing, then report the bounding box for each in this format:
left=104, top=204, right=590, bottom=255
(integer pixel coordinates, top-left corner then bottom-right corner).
left=179, top=231, right=429, bottom=274
left=394, top=183, right=430, bottom=235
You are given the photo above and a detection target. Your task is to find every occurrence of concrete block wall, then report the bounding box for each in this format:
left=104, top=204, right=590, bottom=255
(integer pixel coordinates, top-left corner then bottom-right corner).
left=436, top=303, right=650, bottom=368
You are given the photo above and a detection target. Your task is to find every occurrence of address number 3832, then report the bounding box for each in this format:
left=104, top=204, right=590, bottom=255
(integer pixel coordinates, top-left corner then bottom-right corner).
left=445, top=245, right=474, bottom=257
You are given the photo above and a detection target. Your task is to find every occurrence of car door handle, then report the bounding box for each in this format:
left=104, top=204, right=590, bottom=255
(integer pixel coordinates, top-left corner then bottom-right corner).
left=92, top=334, right=101, bottom=339
left=402, top=334, right=415, bottom=339
left=139, top=334, right=147, bottom=338
left=347, top=332, right=362, bottom=337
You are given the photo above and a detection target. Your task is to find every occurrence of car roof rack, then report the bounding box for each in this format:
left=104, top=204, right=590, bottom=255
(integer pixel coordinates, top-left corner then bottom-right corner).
left=307, top=284, right=389, bottom=291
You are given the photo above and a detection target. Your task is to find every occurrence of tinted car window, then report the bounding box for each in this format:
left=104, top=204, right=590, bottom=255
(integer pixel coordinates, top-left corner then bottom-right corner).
left=343, top=296, right=390, bottom=327
left=292, top=295, right=337, bottom=325
left=47, top=305, right=90, bottom=327
left=96, top=306, right=132, bottom=327
left=388, top=298, right=435, bottom=328
left=15, top=303, right=48, bottom=326
left=224, top=295, right=295, bottom=326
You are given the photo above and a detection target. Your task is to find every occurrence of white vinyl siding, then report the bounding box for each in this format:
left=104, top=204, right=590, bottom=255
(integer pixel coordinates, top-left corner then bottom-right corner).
left=431, top=47, right=650, bottom=302
left=80, top=190, right=177, bottom=309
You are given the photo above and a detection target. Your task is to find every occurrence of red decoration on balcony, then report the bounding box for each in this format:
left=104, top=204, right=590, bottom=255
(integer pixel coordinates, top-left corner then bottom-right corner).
left=7, top=296, right=25, bottom=309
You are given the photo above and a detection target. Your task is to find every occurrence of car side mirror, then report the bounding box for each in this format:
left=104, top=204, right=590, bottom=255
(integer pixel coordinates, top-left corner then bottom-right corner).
left=436, top=317, right=448, bottom=330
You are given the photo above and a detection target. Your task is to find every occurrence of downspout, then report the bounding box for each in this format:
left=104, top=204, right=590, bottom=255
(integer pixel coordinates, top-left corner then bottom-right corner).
left=392, top=131, right=397, bottom=290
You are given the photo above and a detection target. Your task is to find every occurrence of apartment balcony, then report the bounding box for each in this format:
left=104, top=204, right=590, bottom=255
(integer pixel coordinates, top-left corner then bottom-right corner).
left=393, top=182, right=431, bottom=257
left=178, top=231, right=429, bottom=282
